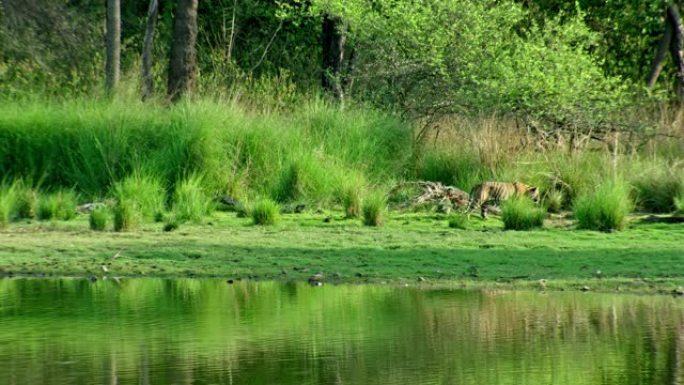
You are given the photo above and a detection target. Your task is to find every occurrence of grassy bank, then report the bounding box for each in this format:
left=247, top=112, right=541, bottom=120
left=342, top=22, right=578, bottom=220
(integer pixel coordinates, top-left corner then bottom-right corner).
left=1, top=210, right=684, bottom=294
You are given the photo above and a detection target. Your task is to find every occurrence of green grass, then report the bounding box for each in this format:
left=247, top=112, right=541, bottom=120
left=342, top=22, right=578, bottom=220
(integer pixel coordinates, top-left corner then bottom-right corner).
left=172, top=175, right=214, bottom=223
left=251, top=198, right=280, bottom=225
left=36, top=190, right=77, bottom=221
left=89, top=207, right=109, bottom=231
left=113, top=200, right=142, bottom=232
left=502, top=197, right=545, bottom=230
left=631, top=166, right=683, bottom=213
left=0, top=183, right=18, bottom=227
left=362, top=192, right=386, bottom=226
left=574, top=180, right=633, bottom=231
left=112, top=173, right=166, bottom=220
left=544, top=190, right=564, bottom=214
left=339, top=175, right=365, bottom=218
left=447, top=213, right=469, bottom=229
left=1, top=211, right=684, bottom=293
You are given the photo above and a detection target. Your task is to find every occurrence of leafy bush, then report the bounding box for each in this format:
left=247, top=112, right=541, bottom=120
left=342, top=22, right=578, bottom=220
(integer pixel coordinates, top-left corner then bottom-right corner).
left=251, top=198, right=280, bottom=225
left=89, top=207, right=109, bottom=231
left=574, top=180, right=633, bottom=231
left=362, top=192, right=386, bottom=227
left=502, top=197, right=545, bottom=230
left=172, top=175, right=214, bottom=222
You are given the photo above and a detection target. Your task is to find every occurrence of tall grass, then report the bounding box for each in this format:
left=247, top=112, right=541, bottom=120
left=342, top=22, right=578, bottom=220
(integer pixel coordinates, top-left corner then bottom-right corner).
left=36, top=190, right=77, bottom=221
left=630, top=165, right=683, bottom=213
left=502, top=197, right=545, bottom=230
left=574, top=180, right=633, bottom=231
left=112, top=173, right=166, bottom=220
left=338, top=173, right=366, bottom=218
left=0, top=183, right=18, bottom=227
left=251, top=198, right=280, bottom=225
left=172, top=175, right=214, bottom=222
left=362, top=192, right=387, bottom=227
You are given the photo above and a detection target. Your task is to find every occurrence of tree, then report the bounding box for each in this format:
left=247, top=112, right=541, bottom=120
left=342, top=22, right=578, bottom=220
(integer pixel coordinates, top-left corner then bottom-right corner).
left=105, top=0, right=121, bottom=95
left=141, top=0, right=160, bottom=101
left=168, top=0, right=198, bottom=102
left=321, top=14, right=346, bottom=101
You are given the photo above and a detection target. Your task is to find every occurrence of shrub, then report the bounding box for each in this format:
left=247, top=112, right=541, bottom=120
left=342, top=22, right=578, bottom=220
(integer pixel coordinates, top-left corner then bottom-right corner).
left=113, top=200, right=142, bottom=232
left=36, top=190, right=77, bottom=221
left=448, top=213, right=469, bottom=229
left=362, top=192, right=386, bottom=227
left=251, top=198, right=280, bottom=225
left=631, top=168, right=683, bottom=213
left=89, top=207, right=109, bottom=231
left=502, top=197, right=545, bottom=230
left=172, top=175, right=214, bottom=222
left=112, top=173, right=166, bottom=220
left=273, top=155, right=338, bottom=203
left=544, top=190, right=564, bottom=213
left=574, top=180, right=633, bottom=231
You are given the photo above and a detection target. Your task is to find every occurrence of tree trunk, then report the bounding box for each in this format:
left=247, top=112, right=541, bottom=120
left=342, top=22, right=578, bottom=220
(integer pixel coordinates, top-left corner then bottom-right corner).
left=668, top=5, right=684, bottom=100
left=105, top=0, right=121, bottom=95
left=141, top=0, right=160, bottom=101
left=321, top=15, right=346, bottom=102
left=168, top=0, right=198, bottom=102
left=647, top=19, right=672, bottom=88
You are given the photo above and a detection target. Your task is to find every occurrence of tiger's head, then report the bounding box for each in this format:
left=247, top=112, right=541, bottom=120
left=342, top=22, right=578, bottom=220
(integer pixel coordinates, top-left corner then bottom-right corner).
left=514, top=182, right=540, bottom=203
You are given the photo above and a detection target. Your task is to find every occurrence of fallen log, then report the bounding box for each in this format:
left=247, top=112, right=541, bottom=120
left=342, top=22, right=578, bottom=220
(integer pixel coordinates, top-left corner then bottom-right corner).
left=389, top=181, right=470, bottom=210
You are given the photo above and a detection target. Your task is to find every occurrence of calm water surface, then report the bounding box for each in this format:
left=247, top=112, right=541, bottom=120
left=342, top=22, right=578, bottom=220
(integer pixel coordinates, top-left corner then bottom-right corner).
left=1, top=278, right=683, bottom=385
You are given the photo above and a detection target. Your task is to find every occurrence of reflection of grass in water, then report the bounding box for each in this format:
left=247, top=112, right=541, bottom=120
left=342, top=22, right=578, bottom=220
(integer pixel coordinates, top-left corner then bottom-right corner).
left=0, top=278, right=682, bottom=385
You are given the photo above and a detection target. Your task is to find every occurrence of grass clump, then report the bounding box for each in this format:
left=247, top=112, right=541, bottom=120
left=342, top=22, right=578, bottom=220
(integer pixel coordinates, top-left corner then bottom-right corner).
left=251, top=198, right=280, bottom=225
left=113, top=173, right=166, bottom=220
left=113, top=200, right=142, bottom=231
left=544, top=190, right=564, bottom=213
left=574, top=180, right=633, bottom=231
left=36, top=190, right=77, bottom=221
left=0, top=183, right=18, bottom=227
left=448, top=213, right=469, bottom=229
left=631, top=167, right=683, bottom=213
left=339, top=175, right=365, bottom=218
left=172, top=175, right=214, bottom=222
left=502, top=197, right=545, bottom=230
left=89, top=207, right=109, bottom=231
left=362, top=192, right=386, bottom=227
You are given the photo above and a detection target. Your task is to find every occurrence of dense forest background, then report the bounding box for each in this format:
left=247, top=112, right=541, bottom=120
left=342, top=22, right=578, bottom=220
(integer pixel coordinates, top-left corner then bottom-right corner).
left=0, top=0, right=680, bottom=113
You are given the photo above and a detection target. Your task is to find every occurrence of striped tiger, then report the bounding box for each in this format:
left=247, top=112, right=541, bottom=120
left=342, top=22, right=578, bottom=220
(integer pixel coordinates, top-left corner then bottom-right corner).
left=468, top=181, right=540, bottom=218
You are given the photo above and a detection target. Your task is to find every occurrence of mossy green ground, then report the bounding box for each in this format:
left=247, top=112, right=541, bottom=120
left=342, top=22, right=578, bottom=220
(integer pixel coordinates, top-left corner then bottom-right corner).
left=1, top=211, right=683, bottom=294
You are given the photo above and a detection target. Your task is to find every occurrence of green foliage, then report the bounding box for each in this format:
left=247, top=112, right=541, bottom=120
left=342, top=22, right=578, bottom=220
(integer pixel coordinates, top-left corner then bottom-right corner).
left=163, top=216, right=180, bottom=232
left=89, top=207, right=109, bottom=231
left=631, top=167, right=683, bottom=213
left=36, top=191, right=77, bottom=221
left=448, top=214, right=469, bottom=230
left=251, top=198, right=280, bottom=226
left=172, top=175, right=214, bottom=223
left=274, top=155, right=336, bottom=203
left=502, top=197, right=546, bottom=231
left=574, top=180, right=633, bottom=231
left=362, top=192, right=386, bottom=227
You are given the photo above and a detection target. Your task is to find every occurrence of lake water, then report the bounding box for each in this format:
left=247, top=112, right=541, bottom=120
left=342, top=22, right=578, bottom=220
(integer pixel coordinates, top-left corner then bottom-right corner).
left=1, top=278, right=683, bottom=385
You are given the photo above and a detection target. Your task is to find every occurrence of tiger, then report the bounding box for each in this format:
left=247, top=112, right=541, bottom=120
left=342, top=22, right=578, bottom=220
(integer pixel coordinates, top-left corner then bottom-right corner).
left=468, top=181, right=540, bottom=218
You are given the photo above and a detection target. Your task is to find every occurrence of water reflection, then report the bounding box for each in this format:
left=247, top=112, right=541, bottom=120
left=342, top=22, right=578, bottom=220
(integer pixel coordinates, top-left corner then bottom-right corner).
left=0, top=278, right=682, bottom=385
